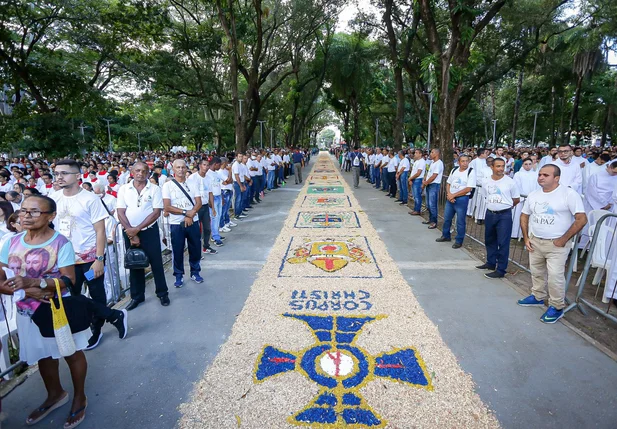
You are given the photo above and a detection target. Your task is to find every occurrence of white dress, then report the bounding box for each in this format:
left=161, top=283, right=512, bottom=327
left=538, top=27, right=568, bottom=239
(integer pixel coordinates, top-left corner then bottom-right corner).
left=511, top=169, right=539, bottom=238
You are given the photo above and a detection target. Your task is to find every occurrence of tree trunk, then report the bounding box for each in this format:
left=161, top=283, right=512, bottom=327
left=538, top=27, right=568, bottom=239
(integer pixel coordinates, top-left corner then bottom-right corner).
left=383, top=0, right=405, bottom=150
left=566, top=75, right=584, bottom=145
left=351, top=91, right=360, bottom=148
left=511, top=69, right=524, bottom=146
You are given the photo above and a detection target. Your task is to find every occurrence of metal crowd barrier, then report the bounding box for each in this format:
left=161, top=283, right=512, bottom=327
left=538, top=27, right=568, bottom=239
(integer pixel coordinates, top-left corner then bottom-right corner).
left=564, top=213, right=617, bottom=322
left=109, top=213, right=172, bottom=303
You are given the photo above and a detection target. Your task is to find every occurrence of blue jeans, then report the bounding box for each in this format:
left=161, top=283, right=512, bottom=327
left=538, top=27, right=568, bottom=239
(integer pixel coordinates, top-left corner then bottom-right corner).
left=398, top=171, right=409, bottom=203
left=382, top=169, right=389, bottom=191
left=242, top=184, right=250, bottom=208
left=412, top=178, right=423, bottom=212
left=220, top=190, right=232, bottom=227
left=253, top=175, right=263, bottom=200
left=374, top=167, right=381, bottom=188
left=369, top=165, right=374, bottom=183
left=442, top=196, right=470, bottom=243
left=210, top=194, right=222, bottom=240
left=170, top=222, right=201, bottom=277
left=233, top=182, right=243, bottom=216
left=267, top=170, right=275, bottom=190
left=426, top=183, right=440, bottom=223
left=485, top=209, right=513, bottom=275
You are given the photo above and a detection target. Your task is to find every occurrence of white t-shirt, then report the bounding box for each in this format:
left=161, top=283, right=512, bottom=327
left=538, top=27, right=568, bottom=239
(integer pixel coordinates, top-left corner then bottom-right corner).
left=397, top=157, right=411, bottom=172
left=266, top=156, right=276, bottom=171
left=447, top=167, right=477, bottom=195
left=117, top=181, right=164, bottom=229
left=247, top=159, right=260, bottom=177
left=231, top=161, right=244, bottom=183
left=550, top=158, right=583, bottom=193
left=411, top=158, right=426, bottom=179
left=206, top=169, right=222, bottom=196
left=374, top=154, right=383, bottom=166
left=482, top=176, right=520, bottom=211
left=218, top=169, right=233, bottom=191
left=386, top=156, right=397, bottom=173
left=189, top=172, right=210, bottom=205
left=52, top=189, right=109, bottom=264
left=427, top=159, right=444, bottom=183
left=522, top=184, right=585, bottom=239
left=161, top=180, right=200, bottom=225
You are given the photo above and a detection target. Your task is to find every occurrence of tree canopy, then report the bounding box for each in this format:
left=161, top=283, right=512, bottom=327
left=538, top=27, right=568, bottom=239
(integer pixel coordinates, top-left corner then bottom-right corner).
left=0, top=0, right=615, bottom=165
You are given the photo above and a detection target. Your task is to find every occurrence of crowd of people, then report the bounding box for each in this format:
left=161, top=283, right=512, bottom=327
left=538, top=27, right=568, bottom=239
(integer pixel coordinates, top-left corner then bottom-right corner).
left=0, top=147, right=309, bottom=428
left=336, top=143, right=617, bottom=325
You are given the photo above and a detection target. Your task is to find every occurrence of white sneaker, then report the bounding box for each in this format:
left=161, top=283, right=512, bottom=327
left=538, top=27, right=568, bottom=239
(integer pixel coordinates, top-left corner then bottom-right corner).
left=227, top=221, right=238, bottom=227
left=220, top=226, right=231, bottom=233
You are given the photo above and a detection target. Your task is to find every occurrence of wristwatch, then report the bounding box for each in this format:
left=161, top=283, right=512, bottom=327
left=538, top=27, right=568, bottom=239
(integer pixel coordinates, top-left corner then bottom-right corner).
left=39, top=278, right=48, bottom=289
left=95, top=255, right=105, bottom=262
left=182, top=209, right=187, bottom=216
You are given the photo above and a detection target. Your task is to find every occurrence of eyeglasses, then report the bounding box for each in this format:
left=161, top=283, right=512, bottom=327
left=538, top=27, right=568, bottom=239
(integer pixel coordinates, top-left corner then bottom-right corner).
left=54, top=171, right=79, bottom=177
left=557, top=150, right=571, bottom=154
left=19, top=209, right=53, bottom=218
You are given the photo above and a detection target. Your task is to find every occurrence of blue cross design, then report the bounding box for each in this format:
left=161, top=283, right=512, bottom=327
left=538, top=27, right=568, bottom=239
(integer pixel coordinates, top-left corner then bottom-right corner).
left=254, top=314, right=433, bottom=427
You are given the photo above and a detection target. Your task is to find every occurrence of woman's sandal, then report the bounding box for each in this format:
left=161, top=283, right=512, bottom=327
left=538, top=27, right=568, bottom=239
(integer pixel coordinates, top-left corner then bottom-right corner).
left=63, top=399, right=87, bottom=429
left=25, top=392, right=69, bottom=426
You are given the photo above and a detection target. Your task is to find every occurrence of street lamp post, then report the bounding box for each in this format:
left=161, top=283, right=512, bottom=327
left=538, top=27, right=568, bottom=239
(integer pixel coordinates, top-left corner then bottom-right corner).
left=531, top=111, right=543, bottom=147
left=257, top=120, right=266, bottom=149
left=102, top=119, right=112, bottom=152
left=270, top=127, right=274, bottom=149
left=78, top=123, right=87, bottom=143
left=137, top=133, right=141, bottom=151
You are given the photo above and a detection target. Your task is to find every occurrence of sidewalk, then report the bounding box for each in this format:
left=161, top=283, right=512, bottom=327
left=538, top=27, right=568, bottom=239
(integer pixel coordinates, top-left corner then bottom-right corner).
left=341, top=166, right=617, bottom=428
left=1, top=176, right=303, bottom=429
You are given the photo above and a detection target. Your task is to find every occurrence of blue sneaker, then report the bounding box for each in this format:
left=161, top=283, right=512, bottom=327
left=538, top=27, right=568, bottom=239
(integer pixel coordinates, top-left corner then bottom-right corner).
left=517, top=295, right=545, bottom=307
left=174, top=275, right=183, bottom=288
left=191, top=274, right=204, bottom=284
left=540, top=306, right=564, bottom=324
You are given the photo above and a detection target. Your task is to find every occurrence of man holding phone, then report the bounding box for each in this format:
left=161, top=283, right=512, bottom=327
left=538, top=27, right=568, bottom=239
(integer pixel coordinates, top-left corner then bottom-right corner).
left=162, top=159, right=203, bottom=288
left=52, top=159, right=128, bottom=350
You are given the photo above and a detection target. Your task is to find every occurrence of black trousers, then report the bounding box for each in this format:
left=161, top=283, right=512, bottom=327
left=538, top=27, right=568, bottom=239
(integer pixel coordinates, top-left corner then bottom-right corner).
left=124, top=226, right=169, bottom=301
left=198, top=205, right=212, bottom=250
left=388, top=171, right=397, bottom=197
left=73, top=261, right=116, bottom=330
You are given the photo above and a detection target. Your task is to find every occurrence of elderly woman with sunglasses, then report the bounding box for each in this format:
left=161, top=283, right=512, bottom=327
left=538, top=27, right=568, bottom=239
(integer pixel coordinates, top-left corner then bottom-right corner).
left=0, top=195, right=88, bottom=429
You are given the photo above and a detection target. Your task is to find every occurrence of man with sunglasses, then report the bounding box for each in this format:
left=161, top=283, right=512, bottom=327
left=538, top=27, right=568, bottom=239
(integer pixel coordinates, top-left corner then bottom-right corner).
left=117, top=161, right=170, bottom=310
left=51, top=159, right=127, bottom=350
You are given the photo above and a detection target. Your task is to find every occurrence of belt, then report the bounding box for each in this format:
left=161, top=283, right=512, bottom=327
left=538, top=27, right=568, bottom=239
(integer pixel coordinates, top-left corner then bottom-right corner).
left=487, top=208, right=512, bottom=215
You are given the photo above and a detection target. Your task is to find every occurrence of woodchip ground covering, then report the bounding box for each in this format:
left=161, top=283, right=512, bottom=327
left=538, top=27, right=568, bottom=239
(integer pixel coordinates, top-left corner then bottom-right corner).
left=178, top=153, right=500, bottom=428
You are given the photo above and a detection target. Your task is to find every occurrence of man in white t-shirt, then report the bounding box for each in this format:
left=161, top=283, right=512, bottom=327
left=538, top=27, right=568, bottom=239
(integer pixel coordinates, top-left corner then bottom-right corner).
left=52, top=159, right=127, bottom=350
left=408, top=149, right=426, bottom=215
left=519, top=164, right=587, bottom=323
left=422, top=148, right=444, bottom=228
left=379, top=149, right=390, bottom=192
left=436, top=155, right=476, bottom=248
left=539, top=147, right=558, bottom=168
left=162, top=159, right=203, bottom=288
left=189, top=158, right=219, bottom=251
left=395, top=150, right=411, bottom=205
left=206, top=157, right=225, bottom=240
left=550, top=144, right=582, bottom=193
left=476, top=158, right=520, bottom=279
left=231, top=154, right=247, bottom=219
left=218, top=158, right=236, bottom=230
left=373, top=148, right=383, bottom=188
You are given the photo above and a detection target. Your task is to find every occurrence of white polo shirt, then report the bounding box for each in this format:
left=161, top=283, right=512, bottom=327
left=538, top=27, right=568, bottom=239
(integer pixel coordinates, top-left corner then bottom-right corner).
left=161, top=179, right=200, bottom=225
left=117, top=181, right=163, bottom=229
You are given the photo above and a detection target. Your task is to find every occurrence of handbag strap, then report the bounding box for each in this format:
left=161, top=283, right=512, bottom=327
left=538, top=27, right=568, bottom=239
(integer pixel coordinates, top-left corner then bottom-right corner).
left=171, top=179, right=195, bottom=207
left=51, top=278, right=63, bottom=311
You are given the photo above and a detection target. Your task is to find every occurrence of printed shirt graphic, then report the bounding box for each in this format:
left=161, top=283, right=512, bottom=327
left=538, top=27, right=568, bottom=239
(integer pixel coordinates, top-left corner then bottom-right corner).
left=447, top=168, right=477, bottom=195
left=482, top=176, right=520, bottom=211
left=522, top=185, right=585, bottom=239
left=0, top=232, right=75, bottom=317
left=52, top=190, right=109, bottom=264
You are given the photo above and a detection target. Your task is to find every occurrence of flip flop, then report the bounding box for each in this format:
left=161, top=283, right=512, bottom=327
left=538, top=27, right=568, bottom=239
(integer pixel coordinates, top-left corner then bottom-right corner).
left=26, top=392, right=69, bottom=426
left=63, top=399, right=87, bottom=429
left=428, top=223, right=437, bottom=229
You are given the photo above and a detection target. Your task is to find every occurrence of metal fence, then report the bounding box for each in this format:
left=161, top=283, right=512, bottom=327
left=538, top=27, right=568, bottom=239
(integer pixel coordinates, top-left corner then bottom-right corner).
left=0, top=213, right=174, bottom=380
left=565, top=212, right=617, bottom=323
left=413, top=176, right=533, bottom=272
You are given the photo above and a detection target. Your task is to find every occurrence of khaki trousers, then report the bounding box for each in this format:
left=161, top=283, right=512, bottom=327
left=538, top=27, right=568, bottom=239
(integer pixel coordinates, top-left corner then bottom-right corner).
left=529, top=235, right=571, bottom=310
